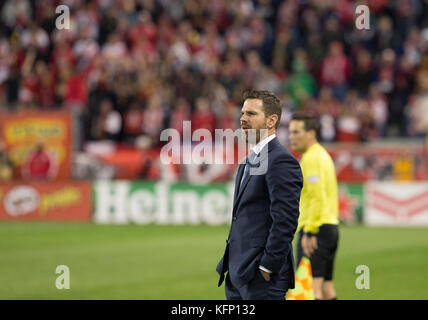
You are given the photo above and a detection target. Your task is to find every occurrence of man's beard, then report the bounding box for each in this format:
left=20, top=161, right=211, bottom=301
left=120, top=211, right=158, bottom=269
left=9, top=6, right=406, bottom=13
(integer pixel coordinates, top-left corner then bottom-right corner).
left=242, top=127, right=267, bottom=145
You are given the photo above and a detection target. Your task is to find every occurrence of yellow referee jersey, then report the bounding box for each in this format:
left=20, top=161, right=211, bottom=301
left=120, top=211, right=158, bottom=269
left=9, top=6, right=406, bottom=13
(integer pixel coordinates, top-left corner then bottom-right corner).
left=297, top=143, right=339, bottom=234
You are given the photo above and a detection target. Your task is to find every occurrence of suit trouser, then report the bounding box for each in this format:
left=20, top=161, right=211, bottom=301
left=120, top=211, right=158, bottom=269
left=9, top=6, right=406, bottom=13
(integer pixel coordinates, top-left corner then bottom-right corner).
left=225, top=271, right=289, bottom=300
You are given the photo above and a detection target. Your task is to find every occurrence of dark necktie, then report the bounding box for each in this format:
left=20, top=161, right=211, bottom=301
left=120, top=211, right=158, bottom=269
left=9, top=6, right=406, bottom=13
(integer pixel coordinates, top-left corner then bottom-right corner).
left=240, top=151, right=257, bottom=188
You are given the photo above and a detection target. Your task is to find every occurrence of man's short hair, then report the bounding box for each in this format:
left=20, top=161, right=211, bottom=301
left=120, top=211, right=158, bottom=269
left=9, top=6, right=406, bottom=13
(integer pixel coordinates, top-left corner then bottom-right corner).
left=243, top=89, right=282, bottom=129
left=291, top=113, right=320, bottom=138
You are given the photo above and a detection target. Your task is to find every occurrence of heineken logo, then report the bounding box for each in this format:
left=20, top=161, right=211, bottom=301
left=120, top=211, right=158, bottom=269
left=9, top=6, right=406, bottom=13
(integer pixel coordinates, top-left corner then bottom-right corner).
left=93, top=181, right=234, bottom=225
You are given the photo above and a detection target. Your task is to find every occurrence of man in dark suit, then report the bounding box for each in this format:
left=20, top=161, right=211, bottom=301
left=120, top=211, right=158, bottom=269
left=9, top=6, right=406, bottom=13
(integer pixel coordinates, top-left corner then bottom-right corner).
left=216, top=90, right=303, bottom=300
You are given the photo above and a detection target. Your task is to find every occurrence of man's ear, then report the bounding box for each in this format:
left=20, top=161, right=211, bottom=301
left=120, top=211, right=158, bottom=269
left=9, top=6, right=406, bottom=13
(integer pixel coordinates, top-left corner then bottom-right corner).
left=267, top=114, right=278, bottom=129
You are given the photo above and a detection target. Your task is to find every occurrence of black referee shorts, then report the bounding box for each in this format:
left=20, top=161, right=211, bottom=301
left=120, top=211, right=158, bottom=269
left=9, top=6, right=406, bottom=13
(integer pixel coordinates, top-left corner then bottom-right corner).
left=296, top=224, right=339, bottom=281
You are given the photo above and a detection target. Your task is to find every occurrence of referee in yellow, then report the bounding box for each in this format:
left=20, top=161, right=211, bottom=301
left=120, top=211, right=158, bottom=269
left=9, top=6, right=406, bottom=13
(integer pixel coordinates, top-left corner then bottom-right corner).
left=288, top=113, right=339, bottom=300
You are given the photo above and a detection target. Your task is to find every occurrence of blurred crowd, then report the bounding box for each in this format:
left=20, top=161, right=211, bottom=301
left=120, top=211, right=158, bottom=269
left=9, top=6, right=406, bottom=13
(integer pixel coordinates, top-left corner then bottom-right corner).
left=1, top=0, right=428, bottom=150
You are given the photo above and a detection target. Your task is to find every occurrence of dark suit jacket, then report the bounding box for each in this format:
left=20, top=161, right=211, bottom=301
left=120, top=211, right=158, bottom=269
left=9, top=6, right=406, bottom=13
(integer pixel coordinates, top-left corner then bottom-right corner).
left=216, top=136, right=303, bottom=290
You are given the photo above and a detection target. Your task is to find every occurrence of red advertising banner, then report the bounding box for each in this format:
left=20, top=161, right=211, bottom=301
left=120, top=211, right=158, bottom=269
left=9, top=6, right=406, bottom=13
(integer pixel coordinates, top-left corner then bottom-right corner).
left=0, top=111, right=72, bottom=180
left=365, top=182, right=428, bottom=226
left=0, top=181, right=91, bottom=221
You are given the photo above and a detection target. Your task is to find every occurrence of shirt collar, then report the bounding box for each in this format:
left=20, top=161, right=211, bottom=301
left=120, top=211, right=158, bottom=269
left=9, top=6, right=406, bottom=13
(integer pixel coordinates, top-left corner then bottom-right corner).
left=303, top=142, right=319, bottom=155
left=251, top=133, right=276, bottom=155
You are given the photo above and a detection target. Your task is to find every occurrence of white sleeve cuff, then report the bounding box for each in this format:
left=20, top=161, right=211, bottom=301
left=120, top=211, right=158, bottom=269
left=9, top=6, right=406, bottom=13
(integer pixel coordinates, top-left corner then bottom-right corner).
left=259, top=265, right=272, bottom=273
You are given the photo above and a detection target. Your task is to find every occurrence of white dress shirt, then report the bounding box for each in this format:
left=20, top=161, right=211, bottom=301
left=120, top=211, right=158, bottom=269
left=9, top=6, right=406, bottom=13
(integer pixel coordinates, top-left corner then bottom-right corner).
left=251, top=133, right=276, bottom=155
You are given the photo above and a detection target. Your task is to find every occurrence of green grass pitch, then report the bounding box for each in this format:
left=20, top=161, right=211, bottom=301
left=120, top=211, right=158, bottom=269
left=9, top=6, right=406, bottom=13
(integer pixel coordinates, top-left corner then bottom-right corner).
left=0, top=223, right=427, bottom=299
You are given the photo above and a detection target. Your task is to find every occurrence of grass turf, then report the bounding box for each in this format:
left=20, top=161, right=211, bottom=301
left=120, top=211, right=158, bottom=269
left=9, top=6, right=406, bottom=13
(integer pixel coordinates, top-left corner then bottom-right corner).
left=0, top=223, right=427, bottom=299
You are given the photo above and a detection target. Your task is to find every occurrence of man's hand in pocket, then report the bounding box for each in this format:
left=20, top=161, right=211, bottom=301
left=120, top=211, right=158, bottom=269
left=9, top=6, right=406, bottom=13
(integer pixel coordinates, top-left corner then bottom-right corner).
left=260, top=269, right=271, bottom=282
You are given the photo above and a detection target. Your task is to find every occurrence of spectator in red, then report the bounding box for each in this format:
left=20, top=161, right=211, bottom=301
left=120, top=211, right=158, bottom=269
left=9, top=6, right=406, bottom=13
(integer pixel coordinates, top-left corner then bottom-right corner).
left=21, top=142, right=58, bottom=180
left=123, top=101, right=144, bottom=141
left=317, top=87, right=340, bottom=141
left=58, top=62, right=88, bottom=112
left=129, top=11, right=157, bottom=51
left=336, top=90, right=362, bottom=142
left=191, top=97, right=216, bottom=134
left=368, top=84, right=388, bottom=137
left=377, top=48, right=396, bottom=96
left=51, top=40, right=75, bottom=72
left=35, top=61, right=55, bottom=109
left=319, top=41, right=351, bottom=102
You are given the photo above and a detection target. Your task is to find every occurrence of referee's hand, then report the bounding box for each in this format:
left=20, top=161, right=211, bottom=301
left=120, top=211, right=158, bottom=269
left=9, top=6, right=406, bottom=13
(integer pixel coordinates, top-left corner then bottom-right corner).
left=302, top=234, right=318, bottom=257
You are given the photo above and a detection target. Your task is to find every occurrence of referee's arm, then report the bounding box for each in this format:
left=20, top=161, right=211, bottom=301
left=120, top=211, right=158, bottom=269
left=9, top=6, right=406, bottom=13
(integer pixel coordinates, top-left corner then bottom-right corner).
left=302, top=164, right=325, bottom=236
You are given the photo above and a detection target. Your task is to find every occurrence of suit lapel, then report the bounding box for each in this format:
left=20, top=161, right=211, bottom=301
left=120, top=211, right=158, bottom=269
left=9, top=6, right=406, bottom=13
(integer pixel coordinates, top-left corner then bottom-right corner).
left=235, top=159, right=254, bottom=204
left=233, top=163, right=245, bottom=204
left=232, top=137, right=279, bottom=213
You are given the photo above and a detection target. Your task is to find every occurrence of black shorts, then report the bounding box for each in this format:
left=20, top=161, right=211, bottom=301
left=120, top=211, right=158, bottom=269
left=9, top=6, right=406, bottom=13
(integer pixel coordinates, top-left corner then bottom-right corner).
left=296, top=224, right=339, bottom=281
